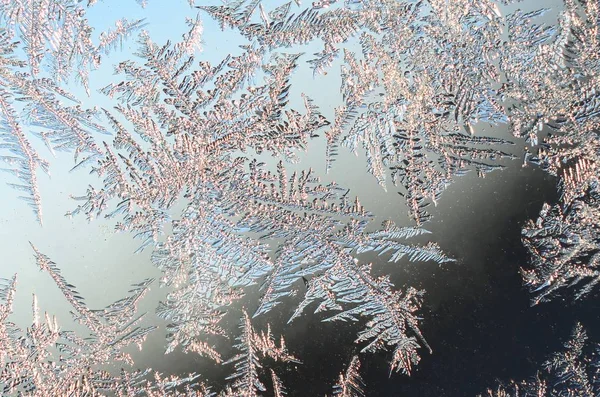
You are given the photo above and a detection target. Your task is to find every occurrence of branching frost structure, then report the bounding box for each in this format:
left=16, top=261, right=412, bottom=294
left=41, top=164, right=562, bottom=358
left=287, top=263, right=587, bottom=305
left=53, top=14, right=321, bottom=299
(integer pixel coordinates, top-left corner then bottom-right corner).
left=220, top=312, right=298, bottom=397
left=1, top=0, right=600, bottom=395
left=519, top=1, right=600, bottom=304
left=481, top=323, right=600, bottom=396
left=0, top=0, right=146, bottom=223
left=522, top=190, right=600, bottom=305
left=0, top=247, right=205, bottom=396
left=329, top=355, right=365, bottom=397
left=58, top=9, right=455, bottom=384
left=208, top=0, right=523, bottom=223
left=0, top=0, right=145, bottom=90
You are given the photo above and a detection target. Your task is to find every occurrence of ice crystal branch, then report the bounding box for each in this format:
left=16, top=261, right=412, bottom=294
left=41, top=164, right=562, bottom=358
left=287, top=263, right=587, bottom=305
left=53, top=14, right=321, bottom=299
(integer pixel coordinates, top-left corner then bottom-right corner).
left=329, top=355, right=365, bottom=397
left=0, top=0, right=145, bottom=89
left=221, top=312, right=298, bottom=397
left=207, top=0, right=520, bottom=223
left=0, top=250, right=202, bottom=396
left=270, top=370, right=287, bottom=397
left=480, top=323, right=600, bottom=396
left=0, top=1, right=143, bottom=224
left=522, top=193, right=600, bottom=304
left=0, top=87, right=49, bottom=225
left=55, top=5, right=460, bottom=383
left=30, top=243, right=157, bottom=358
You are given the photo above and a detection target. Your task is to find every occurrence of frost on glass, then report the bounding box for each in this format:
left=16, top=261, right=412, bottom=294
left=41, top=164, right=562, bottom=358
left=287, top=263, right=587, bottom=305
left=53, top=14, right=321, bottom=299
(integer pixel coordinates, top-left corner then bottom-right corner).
left=519, top=1, right=600, bottom=305
left=522, top=194, right=600, bottom=305
left=480, top=323, right=600, bottom=396
left=0, top=1, right=145, bottom=225
left=215, top=0, right=518, bottom=224
left=329, top=355, right=365, bottom=397
left=220, top=312, right=299, bottom=397
left=0, top=249, right=205, bottom=396
left=63, top=5, right=453, bottom=383
left=0, top=0, right=455, bottom=393
left=0, top=0, right=599, bottom=395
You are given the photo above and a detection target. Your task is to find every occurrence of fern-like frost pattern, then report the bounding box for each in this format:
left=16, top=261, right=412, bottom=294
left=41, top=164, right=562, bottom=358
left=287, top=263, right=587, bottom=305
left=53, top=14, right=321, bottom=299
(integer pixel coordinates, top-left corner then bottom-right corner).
left=1, top=0, right=599, bottom=395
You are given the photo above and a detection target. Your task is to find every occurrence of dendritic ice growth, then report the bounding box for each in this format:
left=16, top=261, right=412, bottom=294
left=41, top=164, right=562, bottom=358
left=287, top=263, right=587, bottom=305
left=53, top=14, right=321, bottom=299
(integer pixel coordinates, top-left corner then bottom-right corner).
left=519, top=0, right=600, bottom=305
left=328, top=355, right=365, bottom=397
left=480, top=323, right=600, bottom=397
left=1, top=0, right=455, bottom=393
left=1, top=0, right=600, bottom=395
left=216, top=0, right=521, bottom=224
left=0, top=247, right=208, bottom=396
left=0, top=0, right=146, bottom=225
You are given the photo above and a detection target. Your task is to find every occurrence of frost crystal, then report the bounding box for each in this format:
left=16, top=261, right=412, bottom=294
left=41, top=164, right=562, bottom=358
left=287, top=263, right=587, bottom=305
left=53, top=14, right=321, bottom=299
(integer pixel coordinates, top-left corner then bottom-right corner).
left=218, top=0, right=519, bottom=223
left=63, top=9, right=452, bottom=385
left=1, top=0, right=599, bottom=395
left=0, top=247, right=203, bottom=396
left=329, top=355, right=365, bottom=397
left=481, top=323, right=600, bottom=396
left=222, top=312, right=298, bottom=397
left=516, top=1, right=600, bottom=304
left=0, top=0, right=145, bottom=223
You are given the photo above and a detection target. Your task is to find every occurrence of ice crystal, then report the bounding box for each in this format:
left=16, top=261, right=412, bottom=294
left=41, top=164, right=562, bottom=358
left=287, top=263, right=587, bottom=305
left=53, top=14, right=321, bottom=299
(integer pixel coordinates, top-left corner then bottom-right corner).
left=522, top=192, right=600, bottom=304
left=0, top=247, right=203, bottom=396
left=329, top=355, right=365, bottom=397
left=481, top=323, right=600, bottom=397
left=0, top=0, right=145, bottom=87
left=62, top=12, right=453, bottom=382
left=209, top=0, right=521, bottom=223
left=221, top=312, right=298, bottom=397
left=0, top=82, right=49, bottom=225
left=2, top=0, right=599, bottom=395
left=519, top=0, right=600, bottom=305
left=0, top=0, right=145, bottom=224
